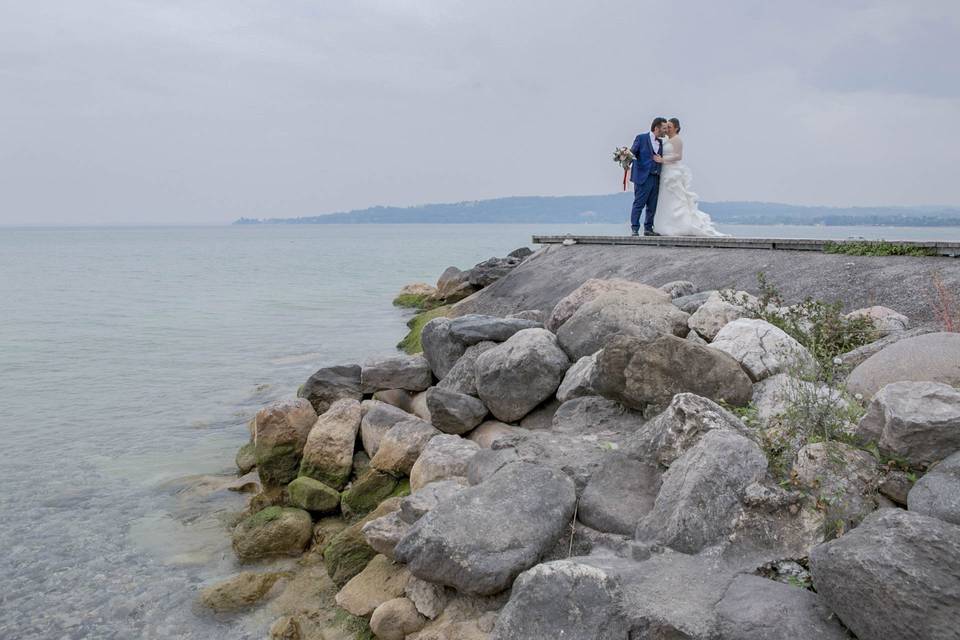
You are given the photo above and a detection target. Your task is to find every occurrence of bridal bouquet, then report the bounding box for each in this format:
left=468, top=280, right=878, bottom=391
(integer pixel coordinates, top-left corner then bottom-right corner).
left=613, top=146, right=635, bottom=190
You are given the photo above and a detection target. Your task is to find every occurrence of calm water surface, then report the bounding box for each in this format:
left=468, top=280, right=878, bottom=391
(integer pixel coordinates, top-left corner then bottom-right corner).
left=2, top=222, right=959, bottom=639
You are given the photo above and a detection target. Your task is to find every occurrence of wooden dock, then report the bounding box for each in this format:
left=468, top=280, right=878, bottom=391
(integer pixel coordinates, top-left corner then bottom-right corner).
left=531, top=235, right=960, bottom=257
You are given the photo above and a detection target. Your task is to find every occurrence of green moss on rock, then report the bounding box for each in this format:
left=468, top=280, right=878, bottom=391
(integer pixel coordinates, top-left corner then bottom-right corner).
left=341, top=469, right=399, bottom=518
left=255, top=441, right=301, bottom=487
left=397, top=305, right=452, bottom=354
left=288, top=476, right=341, bottom=514
left=235, top=442, right=256, bottom=475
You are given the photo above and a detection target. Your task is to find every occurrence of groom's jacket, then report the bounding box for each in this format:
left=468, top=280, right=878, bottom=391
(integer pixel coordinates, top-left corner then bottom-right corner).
left=630, top=133, right=659, bottom=185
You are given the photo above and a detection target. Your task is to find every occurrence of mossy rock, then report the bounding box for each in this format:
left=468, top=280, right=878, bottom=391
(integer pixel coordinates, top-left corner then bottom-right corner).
left=232, top=506, right=313, bottom=561
left=390, top=477, right=411, bottom=500
left=299, top=460, right=352, bottom=492
left=288, top=476, right=340, bottom=514
left=255, top=441, right=301, bottom=487
left=324, top=497, right=404, bottom=587
left=341, top=469, right=399, bottom=517
left=236, top=442, right=257, bottom=475
left=393, top=293, right=435, bottom=310
left=397, top=305, right=452, bottom=354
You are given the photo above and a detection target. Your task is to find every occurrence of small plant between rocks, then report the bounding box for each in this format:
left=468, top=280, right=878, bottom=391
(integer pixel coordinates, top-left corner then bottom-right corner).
left=823, top=240, right=938, bottom=257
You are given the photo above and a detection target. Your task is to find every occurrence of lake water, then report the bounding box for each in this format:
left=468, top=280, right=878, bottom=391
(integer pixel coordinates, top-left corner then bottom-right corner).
left=3, top=222, right=960, bottom=639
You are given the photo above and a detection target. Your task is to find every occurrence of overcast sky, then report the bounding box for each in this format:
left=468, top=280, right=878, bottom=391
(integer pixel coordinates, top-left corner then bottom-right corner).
left=1, top=1, right=958, bottom=225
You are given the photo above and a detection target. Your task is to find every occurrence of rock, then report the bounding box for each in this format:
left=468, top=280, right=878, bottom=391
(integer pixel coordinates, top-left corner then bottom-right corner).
left=335, top=554, right=411, bottom=617
left=715, top=574, right=849, bottom=640
left=879, top=469, right=914, bottom=505
left=855, top=381, right=960, bottom=467
left=686, top=329, right=708, bottom=345
left=672, top=289, right=715, bottom=314
left=518, top=398, right=561, bottom=430
left=436, top=341, right=496, bottom=396
left=410, top=390, right=431, bottom=421
left=400, top=479, right=466, bottom=524
left=687, top=290, right=755, bottom=340
left=370, top=597, right=428, bottom=640
left=595, top=334, right=753, bottom=409
left=465, top=256, right=523, bottom=288
left=232, top=506, right=313, bottom=560
left=420, top=318, right=466, bottom=379
left=254, top=398, right=318, bottom=487
left=447, top=314, right=541, bottom=345
left=360, top=401, right=414, bottom=458
left=837, top=326, right=937, bottom=371
left=394, top=462, right=577, bottom=595
left=312, top=516, right=347, bottom=549
left=406, top=591, right=505, bottom=640
left=297, top=364, right=363, bottom=414
left=324, top=497, right=403, bottom=586
left=466, top=420, right=514, bottom=448
left=845, top=305, right=910, bottom=336
left=659, top=279, right=696, bottom=299
left=557, top=290, right=690, bottom=360
left=372, top=388, right=416, bottom=413
left=793, top=442, right=879, bottom=531
left=508, top=309, right=543, bottom=323
left=751, top=373, right=848, bottom=429
left=236, top=442, right=256, bottom=475
left=475, top=328, right=570, bottom=422
left=908, top=450, right=960, bottom=525
left=466, top=448, right=521, bottom=486
left=546, top=278, right=671, bottom=332
left=625, top=393, right=756, bottom=468
left=556, top=352, right=600, bottom=403
left=846, top=332, right=960, bottom=400
left=435, top=266, right=478, bottom=302
left=492, top=559, right=629, bottom=640
left=809, top=508, right=960, bottom=640
left=370, top=418, right=441, bottom=475
left=578, top=453, right=661, bottom=535
left=551, top=395, right=644, bottom=435
left=709, top=318, right=816, bottom=381
left=287, top=476, right=340, bottom=514
left=361, top=354, right=433, bottom=393
left=268, top=615, right=301, bottom=640
left=198, top=571, right=287, bottom=613
left=409, top=435, right=480, bottom=491
left=298, top=399, right=360, bottom=489
left=405, top=577, right=449, bottom=619
left=507, top=246, right=533, bottom=260
left=361, top=510, right=410, bottom=560
left=425, top=387, right=488, bottom=434
left=341, top=468, right=399, bottom=517
left=636, top=430, right=767, bottom=553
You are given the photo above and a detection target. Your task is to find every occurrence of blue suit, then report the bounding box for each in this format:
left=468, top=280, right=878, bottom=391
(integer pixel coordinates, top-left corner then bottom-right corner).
left=630, top=133, right=662, bottom=233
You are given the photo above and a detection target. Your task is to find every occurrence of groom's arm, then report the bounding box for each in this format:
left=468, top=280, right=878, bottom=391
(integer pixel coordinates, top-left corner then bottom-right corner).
left=630, top=135, right=644, bottom=158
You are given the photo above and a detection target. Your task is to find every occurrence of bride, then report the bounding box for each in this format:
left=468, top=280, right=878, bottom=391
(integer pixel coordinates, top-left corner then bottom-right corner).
left=655, top=118, right=727, bottom=237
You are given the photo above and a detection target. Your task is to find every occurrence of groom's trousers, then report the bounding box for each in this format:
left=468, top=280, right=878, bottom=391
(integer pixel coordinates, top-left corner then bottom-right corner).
left=631, top=173, right=660, bottom=233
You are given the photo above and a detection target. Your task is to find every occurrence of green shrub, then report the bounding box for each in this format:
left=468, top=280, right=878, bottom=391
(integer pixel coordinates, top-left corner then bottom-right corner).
left=824, top=240, right=937, bottom=257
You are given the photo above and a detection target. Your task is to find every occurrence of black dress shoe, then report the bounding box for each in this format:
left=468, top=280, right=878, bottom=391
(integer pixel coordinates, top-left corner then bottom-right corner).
left=630, top=231, right=639, bottom=237
left=643, top=230, right=661, bottom=236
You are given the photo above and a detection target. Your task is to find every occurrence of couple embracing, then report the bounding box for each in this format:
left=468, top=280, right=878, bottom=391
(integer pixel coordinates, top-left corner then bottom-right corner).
left=629, top=117, right=725, bottom=237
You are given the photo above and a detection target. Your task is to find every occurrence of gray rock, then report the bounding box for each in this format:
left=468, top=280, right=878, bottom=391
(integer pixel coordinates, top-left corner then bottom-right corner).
left=508, top=309, right=543, bottom=323
left=399, top=478, right=466, bottom=524
left=809, top=508, right=960, bottom=640
left=908, top=450, right=960, bottom=525
left=715, top=574, right=848, bottom=640
left=475, top=328, right=570, bottom=422
left=551, top=396, right=645, bottom=436
left=420, top=318, right=466, bottom=380
left=394, top=462, right=577, bottom=595
left=595, top=334, right=753, bottom=410
left=659, top=280, right=696, bottom=299
left=425, top=387, right=488, bottom=435
left=360, top=400, right=414, bottom=458
left=855, top=381, right=960, bottom=467
left=370, top=418, right=441, bottom=475
left=436, top=341, right=496, bottom=396
left=298, top=364, right=363, bottom=414
left=837, top=326, right=937, bottom=371
left=557, top=290, right=690, bottom=360
left=361, top=511, right=411, bottom=560
left=687, top=290, right=755, bottom=340
left=750, top=373, right=848, bottom=429
left=578, top=453, right=661, bottom=535
left=447, top=314, right=541, bottom=345
left=845, top=305, right=910, bottom=337
left=846, top=331, right=960, bottom=400
left=492, top=559, right=629, bottom=640
left=466, top=256, right=524, bottom=288
left=792, top=441, right=879, bottom=531
left=408, top=434, right=480, bottom=491
left=518, top=398, right=561, bottom=430
left=625, top=393, right=756, bottom=468
left=466, top=447, right=521, bottom=486
left=879, top=469, right=914, bottom=506
left=299, top=398, right=360, bottom=489
left=672, top=289, right=715, bottom=314
left=466, top=420, right=515, bottom=448
left=404, top=576, right=448, bottom=620
left=636, top=430, right=767, bottom=553
left=371, top=389, right=416, bottom=413
left=507, top=246, right=534, bottom=260
left=361, top=354, right=433, bottom=393
left=709, top=318, right=816, bottom=381
left=253, top=398, right=318, bottom=488
left=435, top=266, right=478, bottom=302
left=556, top=352, right=600, bottom=403
left=547, top=278, right=672, bottom=332
left=686, top=329, right=708, bottom=345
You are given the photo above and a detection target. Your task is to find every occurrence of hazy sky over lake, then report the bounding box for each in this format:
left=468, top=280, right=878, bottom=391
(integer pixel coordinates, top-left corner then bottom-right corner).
left=2, top=0, right=959, bottom=225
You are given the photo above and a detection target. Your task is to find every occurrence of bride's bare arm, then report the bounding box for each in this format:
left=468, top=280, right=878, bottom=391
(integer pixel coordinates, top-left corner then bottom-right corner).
left=662, top=136, right=683, bottom=163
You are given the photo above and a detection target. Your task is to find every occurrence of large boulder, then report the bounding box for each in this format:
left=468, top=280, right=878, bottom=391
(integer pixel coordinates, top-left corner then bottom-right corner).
left=687, top=290, right=755, bottom=340
left=360, top=401, right=413, bottom=458
left=435, top=266, right=478, bottom=302
left=792, top=442, right=879, bottom=531
left=409, top=435, right=480, bottom=491
left=845, top=305, right=910, bottom=337
left=425, top=387, right=488, bottom=435
left=475, top=328, right=570, bottom=422
left=855, top=381, right=960, bottom=467
left=837, top=326, right=937, bottom=371
left=297, top=364, right=363, bottom=414
left=578, top=453, right=661, bottom=535
left=547, top=278, right=671, bottom=332
left=447, top=314, right=541, bottom=345
left=709, top=318, right=816, bottom=381
left=465, top=255, right=524, bottom=288
left=492, top=559, right=629, bottom=640
left=335, top=554, right=411, bottom=617
left=908, top=450, right=960, bottom=525
left=556, top=290, right=689, bottom=360
left=394, top=462, right=577, bottom=595
left=370, top=418, right=441, bottom=475
left=715, top=574, right=849, bottom=640
left=232, top=506, right=313, bottom=560
left=846, top=332, right=960, bottom=400
left=299, top=398, right=361, bottom=489
left=636, top=429, right=767, bottom=553
left=436, top=341, right=496, bottom=396
left=595, top=334, right=753, bottom=409
left=399, top=478, right=466, bottom=524
left=287, top=476, right=340, bottom=514
left=420, top=318, right=466, bottom=379
left=253, top=398, right=318, bottom=487
left=556, top=351, right=600, bottom=403
left=361, top=354, right=433, bottom=393
left=809, top=508, right=960, bottom=640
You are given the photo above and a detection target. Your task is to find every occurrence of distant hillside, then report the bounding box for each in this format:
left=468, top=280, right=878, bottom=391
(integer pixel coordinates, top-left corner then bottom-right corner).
left=235, top=194, right=960, bottom=227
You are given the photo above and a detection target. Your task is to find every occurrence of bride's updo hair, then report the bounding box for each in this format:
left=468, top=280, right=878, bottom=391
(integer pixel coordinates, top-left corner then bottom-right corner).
left=669, top=118, right=681, bottom=133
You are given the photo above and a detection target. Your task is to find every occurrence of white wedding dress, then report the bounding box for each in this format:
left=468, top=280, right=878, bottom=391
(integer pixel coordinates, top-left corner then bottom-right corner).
left=654, top=136, right=727, bottom=237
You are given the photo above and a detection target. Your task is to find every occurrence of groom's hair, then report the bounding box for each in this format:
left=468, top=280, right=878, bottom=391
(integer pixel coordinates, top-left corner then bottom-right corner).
left=650, top=117, right=667, bottom=131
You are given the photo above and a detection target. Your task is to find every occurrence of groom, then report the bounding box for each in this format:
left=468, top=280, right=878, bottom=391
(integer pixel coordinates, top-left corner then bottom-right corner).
left=629, top=117, right=666, bottom=236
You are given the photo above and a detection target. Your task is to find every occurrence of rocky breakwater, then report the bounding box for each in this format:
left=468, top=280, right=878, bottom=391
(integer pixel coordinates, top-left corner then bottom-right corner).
left=204, top=272, right=960, bottom=640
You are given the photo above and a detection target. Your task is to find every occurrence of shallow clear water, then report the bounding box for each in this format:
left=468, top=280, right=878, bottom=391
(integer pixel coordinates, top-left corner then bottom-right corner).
left=2, top=222, right=959, bottom=639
